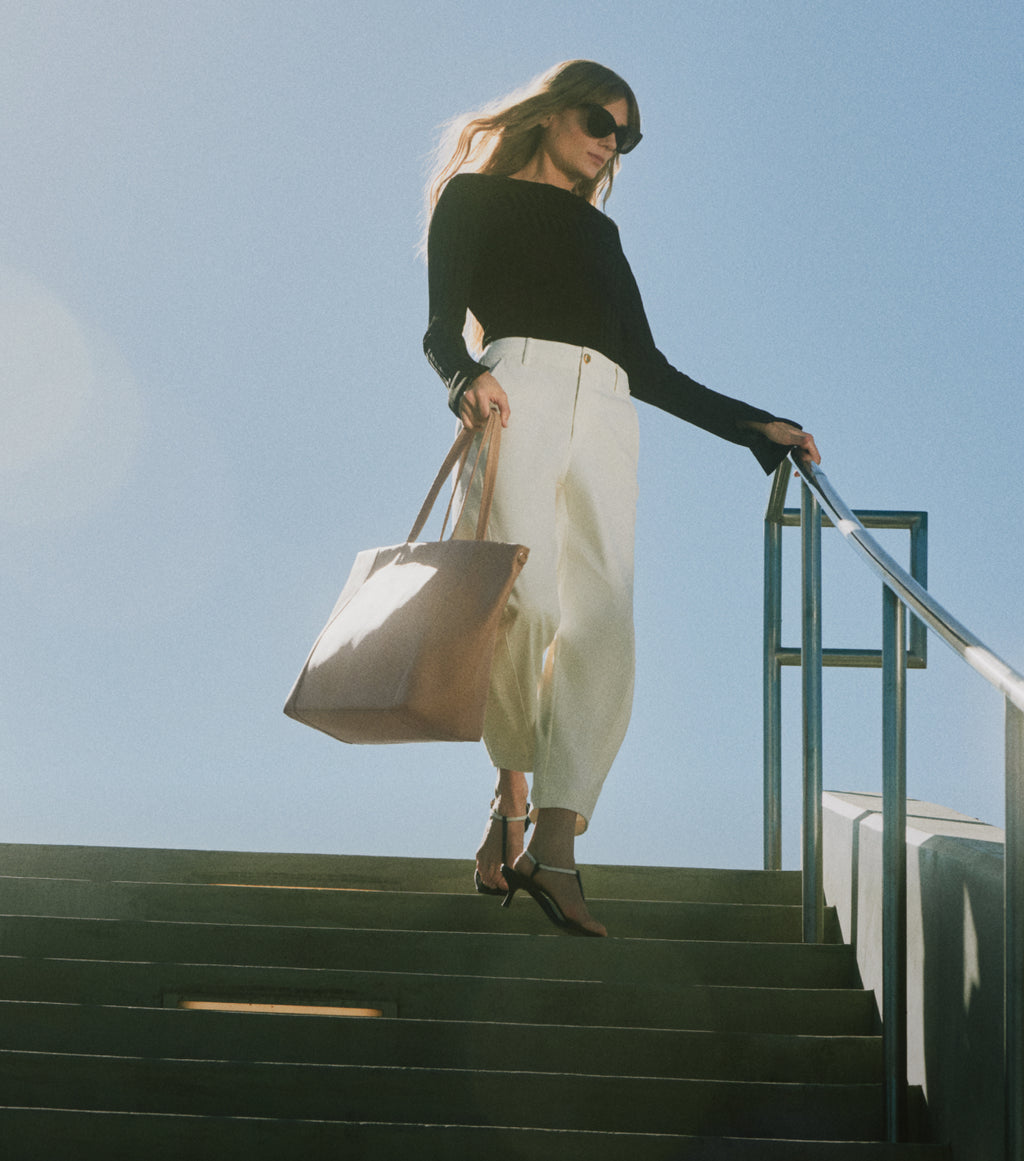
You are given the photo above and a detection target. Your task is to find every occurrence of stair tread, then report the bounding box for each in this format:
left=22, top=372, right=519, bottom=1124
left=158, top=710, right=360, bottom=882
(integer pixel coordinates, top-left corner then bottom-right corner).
left=0, top=951, right=879, bottom=1032
left=0, top=1047, right=894, bottom=1138
left=0, top=912, right=857, bottom=989
left=0, top=877, right=837, bottom=942
left=0, top=1108, right=952, bottom=1159
left=0, top=845, right=803, bottom=902
left=0, top=998, right=882, bottom=1082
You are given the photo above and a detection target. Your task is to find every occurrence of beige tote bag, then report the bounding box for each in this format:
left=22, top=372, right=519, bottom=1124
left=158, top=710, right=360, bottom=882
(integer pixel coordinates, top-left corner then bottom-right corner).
left=284, top=411, right=528, bottom=744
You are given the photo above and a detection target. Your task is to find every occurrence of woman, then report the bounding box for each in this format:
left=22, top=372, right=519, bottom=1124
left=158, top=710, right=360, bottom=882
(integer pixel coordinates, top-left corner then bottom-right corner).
left=423, top=60, right=819, bottom=937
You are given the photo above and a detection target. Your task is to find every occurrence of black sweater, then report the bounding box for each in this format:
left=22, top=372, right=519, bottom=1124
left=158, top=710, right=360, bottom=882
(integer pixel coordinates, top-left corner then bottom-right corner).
left=424, top=173, right=794, bottom=473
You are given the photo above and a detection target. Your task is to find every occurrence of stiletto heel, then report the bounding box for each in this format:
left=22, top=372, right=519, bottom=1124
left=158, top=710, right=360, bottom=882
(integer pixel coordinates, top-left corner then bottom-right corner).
left=474, top=804, right=531, bottom=896
left=500, top=850, right=605, bottom=937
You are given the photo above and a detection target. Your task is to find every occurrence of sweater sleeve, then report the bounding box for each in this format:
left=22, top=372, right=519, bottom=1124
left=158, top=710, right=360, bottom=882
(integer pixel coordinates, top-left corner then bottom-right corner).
left=423, top=176, right=491, bottom=414
left=615, top=240, right=798, bottom=475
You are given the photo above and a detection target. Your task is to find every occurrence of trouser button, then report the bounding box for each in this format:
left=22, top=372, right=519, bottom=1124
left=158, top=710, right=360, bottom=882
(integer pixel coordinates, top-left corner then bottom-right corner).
left=583, top=353, right=591, bottom=364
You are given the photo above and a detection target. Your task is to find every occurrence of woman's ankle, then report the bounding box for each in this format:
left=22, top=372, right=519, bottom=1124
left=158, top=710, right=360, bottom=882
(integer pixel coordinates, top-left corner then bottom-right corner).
left=492, top=769, right=529, bottom=817
left=524, top=807, right=579, bottom=870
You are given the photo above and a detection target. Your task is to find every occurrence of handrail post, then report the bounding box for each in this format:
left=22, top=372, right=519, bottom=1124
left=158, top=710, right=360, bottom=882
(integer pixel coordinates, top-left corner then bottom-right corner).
left=1006, top=698, right=1024, bottom=1161
left=801, top=481, right=824, bottom=942
left=908, top=512, right=928, bottom=664
left=882, top=586, right=908, bottom=1140
left=764, top=514, right=783, bottom=871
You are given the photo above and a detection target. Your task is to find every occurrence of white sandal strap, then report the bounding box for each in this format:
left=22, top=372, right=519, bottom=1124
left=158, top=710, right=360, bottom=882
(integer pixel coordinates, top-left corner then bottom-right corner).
left=522, top=849, right=578, bottom=876
left=489, top=805, right=530, bottom=823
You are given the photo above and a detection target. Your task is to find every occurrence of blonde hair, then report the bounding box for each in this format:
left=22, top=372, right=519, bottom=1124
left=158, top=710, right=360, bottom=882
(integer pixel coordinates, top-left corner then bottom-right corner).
left=424, top=59, right=641, bottom=222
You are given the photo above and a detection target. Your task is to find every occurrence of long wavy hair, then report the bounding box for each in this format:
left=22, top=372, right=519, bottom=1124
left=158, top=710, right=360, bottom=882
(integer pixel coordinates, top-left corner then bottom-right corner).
left=424, top=59, right=641, bottom=224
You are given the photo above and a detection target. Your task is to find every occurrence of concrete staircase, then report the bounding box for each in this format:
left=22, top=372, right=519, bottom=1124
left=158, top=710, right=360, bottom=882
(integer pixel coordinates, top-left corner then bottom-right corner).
left=0, top=844, right=951, bottom=1159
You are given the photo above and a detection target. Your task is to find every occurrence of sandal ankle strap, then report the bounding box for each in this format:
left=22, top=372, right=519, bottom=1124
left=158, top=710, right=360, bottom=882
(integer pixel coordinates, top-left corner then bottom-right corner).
left=522, top=849, right=578, bottom=876
left=489, top=802, right=531, bottom=824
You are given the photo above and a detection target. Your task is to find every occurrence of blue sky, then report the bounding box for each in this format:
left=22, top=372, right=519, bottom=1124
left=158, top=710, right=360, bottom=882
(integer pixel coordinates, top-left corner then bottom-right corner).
left=3, top=0, right=1021, bottom=871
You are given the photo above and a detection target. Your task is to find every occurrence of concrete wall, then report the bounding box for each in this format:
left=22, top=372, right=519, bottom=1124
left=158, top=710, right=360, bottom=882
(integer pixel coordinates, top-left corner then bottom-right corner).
left=823, top=790, right=1005, bottom=1160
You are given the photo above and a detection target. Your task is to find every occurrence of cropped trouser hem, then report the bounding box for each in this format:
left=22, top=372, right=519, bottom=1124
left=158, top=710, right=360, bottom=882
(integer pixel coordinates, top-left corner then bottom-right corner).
left=454, top=337, right=639, bottom=833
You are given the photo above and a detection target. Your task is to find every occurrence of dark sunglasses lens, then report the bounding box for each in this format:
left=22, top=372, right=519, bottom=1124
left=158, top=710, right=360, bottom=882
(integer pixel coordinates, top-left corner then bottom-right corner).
left=584, top=104, right=640, bottom=154
left=616, top=127, right=640, bottom=154
left=585, top=105, right=616, bottom=140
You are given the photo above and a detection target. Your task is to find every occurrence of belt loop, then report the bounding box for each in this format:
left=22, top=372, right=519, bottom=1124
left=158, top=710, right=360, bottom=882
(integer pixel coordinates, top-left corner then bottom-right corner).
left=521, top=338, right=529, bottom=364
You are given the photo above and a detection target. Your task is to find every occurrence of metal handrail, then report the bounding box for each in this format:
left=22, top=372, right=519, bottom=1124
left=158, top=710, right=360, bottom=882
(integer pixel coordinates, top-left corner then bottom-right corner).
left=764, top=456, right=1024, bottom=1157
left=773, top=460, right=1024, bottom=710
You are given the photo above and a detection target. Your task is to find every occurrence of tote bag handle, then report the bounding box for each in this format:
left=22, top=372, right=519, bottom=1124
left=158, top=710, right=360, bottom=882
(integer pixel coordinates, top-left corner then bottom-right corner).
left=406, top=409, right=503, bottom=544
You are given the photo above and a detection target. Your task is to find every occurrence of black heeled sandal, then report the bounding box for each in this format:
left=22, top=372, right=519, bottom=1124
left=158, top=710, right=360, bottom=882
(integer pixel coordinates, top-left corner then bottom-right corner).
left=474, top=803, right=531, bottom=896
left=500, top=850, right=605, bottom=937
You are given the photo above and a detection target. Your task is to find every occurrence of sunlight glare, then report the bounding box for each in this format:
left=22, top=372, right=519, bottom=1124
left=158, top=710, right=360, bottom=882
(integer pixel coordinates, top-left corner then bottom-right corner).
left=0, top=265, right=142, bottom=524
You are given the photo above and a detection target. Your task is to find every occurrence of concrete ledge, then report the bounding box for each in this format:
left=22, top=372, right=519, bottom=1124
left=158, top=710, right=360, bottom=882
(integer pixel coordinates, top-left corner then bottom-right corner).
left=823, top=791, right=1004, bottom=1161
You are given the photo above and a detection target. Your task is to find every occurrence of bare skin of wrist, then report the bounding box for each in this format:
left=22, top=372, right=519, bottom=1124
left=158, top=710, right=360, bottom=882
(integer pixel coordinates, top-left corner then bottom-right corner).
left=458, top=371, right=511, bottom=430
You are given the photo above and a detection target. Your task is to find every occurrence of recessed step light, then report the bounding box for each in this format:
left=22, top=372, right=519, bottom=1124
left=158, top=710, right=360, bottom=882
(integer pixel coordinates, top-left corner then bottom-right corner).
left=165, top=993, right=396, bottom=1018
left=178, top=1000, right=384, bottom=1018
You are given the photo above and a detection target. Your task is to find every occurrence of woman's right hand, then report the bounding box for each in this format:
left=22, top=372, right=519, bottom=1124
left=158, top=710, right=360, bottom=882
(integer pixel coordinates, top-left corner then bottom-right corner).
left=458, top=371, right=510, bottom=430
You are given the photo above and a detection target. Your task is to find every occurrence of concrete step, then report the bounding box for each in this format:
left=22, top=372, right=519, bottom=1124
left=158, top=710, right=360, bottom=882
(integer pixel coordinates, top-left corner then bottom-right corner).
left=0, top=845, right=803, bottom=903
left=0, top=876, right=839, bottom=942
left=0, top=1108, right=953, bottom=1161
left=0, top=999, right=884, bottom=1084
left=0, top=844, right=943, bottom=1157
left=0, top=1048, right=891, bottom=1138
left=0, top=913, right=859, bottom=989
left=0, top=954, right=879, bottom=1034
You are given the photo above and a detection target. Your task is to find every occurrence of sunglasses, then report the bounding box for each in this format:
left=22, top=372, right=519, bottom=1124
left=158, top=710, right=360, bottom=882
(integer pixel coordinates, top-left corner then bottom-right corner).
left=579, top=103, right=642, bottom=155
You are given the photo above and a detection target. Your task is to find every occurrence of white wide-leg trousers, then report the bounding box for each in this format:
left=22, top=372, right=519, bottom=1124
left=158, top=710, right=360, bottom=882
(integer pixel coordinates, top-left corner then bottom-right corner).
left=454, top=337, right=639, bottom=831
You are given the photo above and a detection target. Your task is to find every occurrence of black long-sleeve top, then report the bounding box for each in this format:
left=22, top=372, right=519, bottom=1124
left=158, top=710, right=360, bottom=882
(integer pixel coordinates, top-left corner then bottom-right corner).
left=424, top=173, right=795, bottom=474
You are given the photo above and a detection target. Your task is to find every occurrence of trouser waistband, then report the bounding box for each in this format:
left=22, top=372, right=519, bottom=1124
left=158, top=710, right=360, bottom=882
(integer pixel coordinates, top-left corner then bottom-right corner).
left=482, top=337, right=630, bottom=395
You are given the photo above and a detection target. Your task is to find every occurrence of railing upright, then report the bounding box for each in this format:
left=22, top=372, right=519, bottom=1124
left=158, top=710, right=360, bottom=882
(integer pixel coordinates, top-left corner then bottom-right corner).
left=1007, top=699, right=1024, bottom=1161
left=801, top=483, right=824, bottom=943
left=882, top=587, right=908, bottom=1141
left=765, top=455, right=1024, bottom=1159
left=762, top=467, right=787, bottom=872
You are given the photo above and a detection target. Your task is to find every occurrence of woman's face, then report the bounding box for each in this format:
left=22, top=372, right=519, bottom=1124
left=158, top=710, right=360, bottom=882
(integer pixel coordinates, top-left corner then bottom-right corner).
left=541, top=96, right=630, bottom=189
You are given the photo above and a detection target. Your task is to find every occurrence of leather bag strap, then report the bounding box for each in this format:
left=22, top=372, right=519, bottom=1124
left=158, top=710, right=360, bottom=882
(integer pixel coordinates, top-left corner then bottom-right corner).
left=406, top=409, right=503, bottom=544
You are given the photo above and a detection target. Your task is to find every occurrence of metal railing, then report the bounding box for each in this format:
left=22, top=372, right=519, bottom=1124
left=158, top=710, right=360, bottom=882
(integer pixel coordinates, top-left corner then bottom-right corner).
left=763, top=456, right=1024, bottom=1156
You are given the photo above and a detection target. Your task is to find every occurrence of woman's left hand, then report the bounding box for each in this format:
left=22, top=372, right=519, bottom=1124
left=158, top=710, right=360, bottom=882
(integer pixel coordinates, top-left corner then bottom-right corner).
left=757, top=420, right=821, bottom=465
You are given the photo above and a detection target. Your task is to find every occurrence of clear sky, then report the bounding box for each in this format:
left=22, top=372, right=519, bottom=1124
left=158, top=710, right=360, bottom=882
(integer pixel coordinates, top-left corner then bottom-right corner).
left=3, top=1, right=1021, bottom=871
